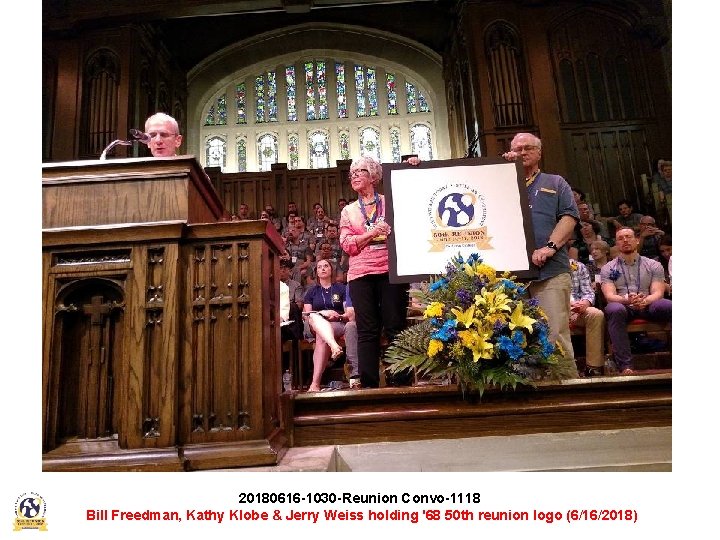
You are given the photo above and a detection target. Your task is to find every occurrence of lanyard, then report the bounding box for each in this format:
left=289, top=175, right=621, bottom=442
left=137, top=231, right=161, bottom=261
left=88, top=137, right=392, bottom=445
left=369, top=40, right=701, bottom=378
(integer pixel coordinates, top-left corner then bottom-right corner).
left=619, top=257, right=642, bottom=294
left=358, top=191, right=382, bottom=226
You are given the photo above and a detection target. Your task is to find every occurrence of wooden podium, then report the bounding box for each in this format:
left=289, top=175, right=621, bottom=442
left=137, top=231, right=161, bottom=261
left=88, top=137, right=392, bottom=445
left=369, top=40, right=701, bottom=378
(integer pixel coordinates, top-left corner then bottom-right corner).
left=42, top=156, right=288, bottom=471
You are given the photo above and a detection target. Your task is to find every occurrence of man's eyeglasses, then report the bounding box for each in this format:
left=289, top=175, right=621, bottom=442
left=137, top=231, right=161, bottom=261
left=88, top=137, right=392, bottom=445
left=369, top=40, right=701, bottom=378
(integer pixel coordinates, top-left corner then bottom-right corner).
left=510, top=145, right=538, bottom=153
left=350, top=168, right=370, bottom=178
left=147, top=131, right=178, bottom=140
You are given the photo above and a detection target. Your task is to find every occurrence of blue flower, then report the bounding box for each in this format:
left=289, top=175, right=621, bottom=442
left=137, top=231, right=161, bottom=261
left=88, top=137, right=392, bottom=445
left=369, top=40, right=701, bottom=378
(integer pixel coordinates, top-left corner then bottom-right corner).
left=467, top=253, right=482, bottom=265
left=431, top=319, right=458, bottom=342
left=429, top=277, right=449, bottom=292
left=497, top=332, right=524, bottom=360
left=536, top=324, right=555, bottom=357
left=527, top=297, right=540, bottom=308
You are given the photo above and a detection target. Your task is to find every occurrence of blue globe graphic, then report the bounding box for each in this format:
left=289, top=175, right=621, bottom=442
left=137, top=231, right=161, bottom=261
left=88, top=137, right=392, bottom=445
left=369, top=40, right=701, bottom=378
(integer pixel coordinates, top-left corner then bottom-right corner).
left=437, top=192, right=475, bottom=227
left=19, top=498, right=41, bottom=518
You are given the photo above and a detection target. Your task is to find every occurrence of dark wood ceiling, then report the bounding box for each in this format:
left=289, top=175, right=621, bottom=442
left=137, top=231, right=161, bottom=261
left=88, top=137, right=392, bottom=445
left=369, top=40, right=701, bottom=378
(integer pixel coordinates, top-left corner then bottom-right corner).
left=43, top=0, right=458, bottom=71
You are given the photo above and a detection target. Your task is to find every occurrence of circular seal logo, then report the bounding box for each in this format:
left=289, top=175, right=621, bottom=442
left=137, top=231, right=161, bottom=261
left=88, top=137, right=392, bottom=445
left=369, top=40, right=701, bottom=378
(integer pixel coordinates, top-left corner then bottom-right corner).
left=437, top=192, right=476, bottom=227
left=14, top=493, right=48, bottom=531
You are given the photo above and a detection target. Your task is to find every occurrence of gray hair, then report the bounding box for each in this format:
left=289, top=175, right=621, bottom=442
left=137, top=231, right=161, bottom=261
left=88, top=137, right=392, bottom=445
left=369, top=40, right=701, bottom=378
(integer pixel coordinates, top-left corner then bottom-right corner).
left=350, top=155, right=383, bottom=185
left=511, top=132, right=542, bottom=151
left=145, top=112, right=180, bottom=135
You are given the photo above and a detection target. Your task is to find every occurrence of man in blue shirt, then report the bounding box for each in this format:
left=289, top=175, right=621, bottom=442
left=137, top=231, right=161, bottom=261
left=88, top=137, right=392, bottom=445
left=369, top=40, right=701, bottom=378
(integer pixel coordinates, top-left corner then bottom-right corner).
left=504, top=133, right=580, bottom=368
left=569, top=259, right=606, bottom=376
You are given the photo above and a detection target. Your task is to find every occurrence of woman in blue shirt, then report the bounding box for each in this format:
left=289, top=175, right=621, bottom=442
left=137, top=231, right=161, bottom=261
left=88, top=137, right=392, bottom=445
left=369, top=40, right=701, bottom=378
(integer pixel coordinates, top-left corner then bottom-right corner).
left=303, top=259, right=349, bottom=391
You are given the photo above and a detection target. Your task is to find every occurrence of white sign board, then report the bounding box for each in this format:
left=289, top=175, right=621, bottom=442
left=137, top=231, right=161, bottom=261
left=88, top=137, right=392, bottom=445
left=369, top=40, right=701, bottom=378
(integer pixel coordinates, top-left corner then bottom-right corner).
left=383, top=157, right=537, bottom=283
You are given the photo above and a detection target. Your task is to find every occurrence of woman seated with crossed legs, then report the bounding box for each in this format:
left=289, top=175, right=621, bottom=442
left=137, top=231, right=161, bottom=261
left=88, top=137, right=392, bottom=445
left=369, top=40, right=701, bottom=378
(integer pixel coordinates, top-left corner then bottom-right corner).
left=303, top=259, right=349, bottom=392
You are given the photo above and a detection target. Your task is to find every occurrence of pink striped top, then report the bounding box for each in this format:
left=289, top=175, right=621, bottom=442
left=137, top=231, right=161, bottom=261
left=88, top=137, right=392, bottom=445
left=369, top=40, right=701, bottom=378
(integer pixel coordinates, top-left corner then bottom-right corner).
left=339, top=196, right=389, bottom=281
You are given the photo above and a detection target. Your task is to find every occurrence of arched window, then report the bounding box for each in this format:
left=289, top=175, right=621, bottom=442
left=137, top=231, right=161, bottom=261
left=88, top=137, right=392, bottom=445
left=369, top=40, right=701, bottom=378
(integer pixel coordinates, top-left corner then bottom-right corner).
left=308, top=130, right=330, bottom=169
left=257, top=133, right=278, bottom=171
left=206, top=136, right=226, bottom=168
left=410, top=123, right=433, bottom=161
left=360, top=126, right=381, bottom=161
left=199, top=56, right=436, bottom=170
left=236, top=137, right=247, bottom=172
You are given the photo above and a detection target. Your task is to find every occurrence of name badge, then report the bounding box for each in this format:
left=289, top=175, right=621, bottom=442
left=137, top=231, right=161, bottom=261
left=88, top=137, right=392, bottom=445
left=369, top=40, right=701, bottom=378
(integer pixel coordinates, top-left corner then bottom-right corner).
left=369, top=244, right=387, bottom=250
left=291, top=256, right=297, bottom=263
left=594, top=274, right=601, bottom=283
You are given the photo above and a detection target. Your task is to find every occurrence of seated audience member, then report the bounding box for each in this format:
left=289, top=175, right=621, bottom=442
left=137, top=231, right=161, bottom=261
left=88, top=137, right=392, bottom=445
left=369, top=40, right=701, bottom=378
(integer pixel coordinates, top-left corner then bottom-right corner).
left=587, top=240, right=611, bottom=290
left=236, top=203, right=251, bottom=220
left=637, top=215, right=665, bottom=259
left=281, top=211, right=299, bottom=237
left=600, top=227, right=672, bottom=374
left=658, top=234, right=672, bottom=297
left=303, top=259, right=356, bottom=392
left=284, top=226, right=313, bottom=283
left=571, top=187, right=585, bottom=206
left=314, top=223, right=343, bottom=260
left=259, top=209, right=270, bottom=221
left=281, top=201, right=299, bottom=232
left=608, top=199, right=643, bottom=237
left=294, top=215, right=315, bottom=248
left=334, top=198, right=348, bottom=224
left=308, top=204, right=333, bottom=239
left=577, top=201, right=610, bottom=241
left=569, top=220, right=602, bottom=265
left=279, top=280, right=302, bottom=343
left=569, top=259, right=606, bottom=376
left=655, top=159, right=672, bottom=196
left=279, top=257, right=304, bottom=310
left=264, top=204, right=283, bottom=233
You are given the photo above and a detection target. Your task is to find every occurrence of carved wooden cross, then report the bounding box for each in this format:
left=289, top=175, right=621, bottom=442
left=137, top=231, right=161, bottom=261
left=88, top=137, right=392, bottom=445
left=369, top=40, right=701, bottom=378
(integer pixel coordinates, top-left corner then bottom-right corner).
left=82, top=295, right=112, bottom=325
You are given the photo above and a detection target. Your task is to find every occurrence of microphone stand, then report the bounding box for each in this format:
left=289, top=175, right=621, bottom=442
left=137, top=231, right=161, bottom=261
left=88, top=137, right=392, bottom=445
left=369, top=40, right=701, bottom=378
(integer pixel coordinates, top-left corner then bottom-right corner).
left=99, top=139, right=134, bottom=160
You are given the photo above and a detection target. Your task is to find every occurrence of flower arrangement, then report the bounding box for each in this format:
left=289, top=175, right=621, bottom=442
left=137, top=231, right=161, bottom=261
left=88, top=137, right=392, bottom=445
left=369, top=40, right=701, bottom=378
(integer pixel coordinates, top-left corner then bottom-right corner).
left=384, top=253, right=577, bottom=395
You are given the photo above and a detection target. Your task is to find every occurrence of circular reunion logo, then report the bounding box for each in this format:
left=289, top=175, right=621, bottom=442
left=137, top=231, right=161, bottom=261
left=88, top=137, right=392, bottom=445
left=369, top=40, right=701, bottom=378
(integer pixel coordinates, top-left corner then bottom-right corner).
left=14, top=493, right=48, bottom=531
left=428, top=183, right=487, bottom=229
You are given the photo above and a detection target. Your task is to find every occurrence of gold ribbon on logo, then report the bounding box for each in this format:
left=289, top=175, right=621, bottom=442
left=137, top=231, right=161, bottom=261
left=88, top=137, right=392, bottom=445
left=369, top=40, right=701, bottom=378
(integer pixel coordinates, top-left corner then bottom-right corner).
left=428, top=227, right=493, bottom=252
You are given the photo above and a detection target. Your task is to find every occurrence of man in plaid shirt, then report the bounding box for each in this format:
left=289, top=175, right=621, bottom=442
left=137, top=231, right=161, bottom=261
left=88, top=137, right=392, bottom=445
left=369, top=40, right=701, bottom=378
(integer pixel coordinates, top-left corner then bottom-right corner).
left=569, top=259, right=606, bottom=377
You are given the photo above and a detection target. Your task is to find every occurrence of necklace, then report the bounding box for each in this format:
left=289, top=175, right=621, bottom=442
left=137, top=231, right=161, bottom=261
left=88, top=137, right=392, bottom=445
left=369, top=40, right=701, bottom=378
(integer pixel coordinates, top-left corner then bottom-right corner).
left=320, top=283, right=333, bottom=309
left=359, top=191, right=382, bottom=227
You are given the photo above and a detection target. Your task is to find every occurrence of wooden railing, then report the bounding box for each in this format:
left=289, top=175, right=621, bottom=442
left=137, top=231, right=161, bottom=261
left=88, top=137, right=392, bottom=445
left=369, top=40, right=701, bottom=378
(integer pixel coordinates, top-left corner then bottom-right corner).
left=205, top=160, right=357, bottom=220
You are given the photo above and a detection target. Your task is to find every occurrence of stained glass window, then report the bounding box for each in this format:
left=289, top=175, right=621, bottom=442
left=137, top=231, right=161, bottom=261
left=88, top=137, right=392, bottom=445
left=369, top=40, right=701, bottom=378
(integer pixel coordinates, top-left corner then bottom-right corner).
left=406, top=82, right=417, bottom=113
left=236, top=83, right=246, bottom=124
left=288, top=133, right=299, bottom=170
left=390, top=127, right=401, bottom=163
left=286, top=66, right=297, bottom=122
left=339, top=131, right=350, bottom=160
left=308, top=130, right=330, bottom=169
left=317, top=61, right=328, bottom=120
left=305, top=61, right=315, bottom=121
left=355, top=65, right=366, bottom=117
left=359, top=126, right=381, bottom=162
left=217, top=94, right=227, bottom=125
left=267, top=71, right=278, bottom=122
left=205, top=105, right=215, bottom=126
left=367, top=68, right=378, bottom=116
left=410, top=123, right=433, bottom=161
left=257, top=133, right=278, bottom=171
left=386, top=73, right=398, bottom=115
left=206, top=136, right=226, bottom=167
left=255, top=76, right=265, bottom=123
left=236, top=137, right=247, bottom=172
left=406, top=82, right=430, bottom=113
left=336, top=63, right=347, bottom=118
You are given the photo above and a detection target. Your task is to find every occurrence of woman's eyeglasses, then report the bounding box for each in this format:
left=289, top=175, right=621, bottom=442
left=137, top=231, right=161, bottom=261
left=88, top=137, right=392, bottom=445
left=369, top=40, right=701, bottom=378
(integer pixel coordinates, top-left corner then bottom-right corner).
left=349, top=168, right=370, bottom=178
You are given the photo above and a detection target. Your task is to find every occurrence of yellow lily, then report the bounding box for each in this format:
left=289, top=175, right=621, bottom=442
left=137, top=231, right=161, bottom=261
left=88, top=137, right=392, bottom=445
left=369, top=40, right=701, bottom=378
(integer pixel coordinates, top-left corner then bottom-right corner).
left=475, top=288, right=512, bottom=314
left=509, top=302, right=536, bottom=333
left=451, top=304, right=476, bottom=328
left=458, top=329, right=494, bottom=362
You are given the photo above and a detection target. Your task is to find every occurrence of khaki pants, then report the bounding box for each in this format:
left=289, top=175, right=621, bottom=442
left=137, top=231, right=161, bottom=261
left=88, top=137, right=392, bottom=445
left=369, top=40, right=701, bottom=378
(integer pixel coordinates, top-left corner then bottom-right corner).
left=529, top=273, right=575, bottom=361
left=570, top=307, right=605, bottom=368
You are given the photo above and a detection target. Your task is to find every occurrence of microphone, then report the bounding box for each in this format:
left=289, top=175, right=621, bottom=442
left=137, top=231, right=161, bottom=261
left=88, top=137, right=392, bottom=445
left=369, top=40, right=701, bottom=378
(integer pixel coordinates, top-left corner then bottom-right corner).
left=130, top=128, right=151, bottom=145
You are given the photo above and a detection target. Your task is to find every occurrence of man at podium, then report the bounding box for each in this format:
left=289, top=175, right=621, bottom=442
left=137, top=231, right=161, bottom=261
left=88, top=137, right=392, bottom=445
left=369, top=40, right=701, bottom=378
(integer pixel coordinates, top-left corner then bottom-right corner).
left=144, top=112, right=183, bottom=157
